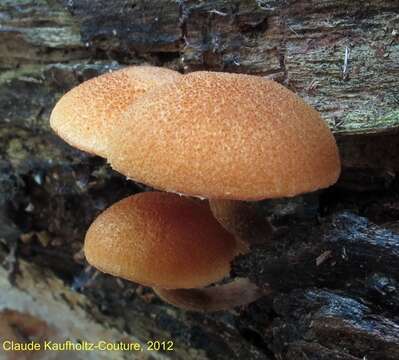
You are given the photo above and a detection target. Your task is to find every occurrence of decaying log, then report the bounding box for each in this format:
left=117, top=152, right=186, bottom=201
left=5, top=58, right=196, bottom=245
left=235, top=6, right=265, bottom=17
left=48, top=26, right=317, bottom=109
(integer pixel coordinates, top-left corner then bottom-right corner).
left=1, top=0, right=398, bottom=136
left=0, top=248, right=160, bottom=360
left=271, top=289, right=399, bottom=360
left=233, top=209, right=399, bottom=359
left=234, top=211, right=399, bottom=293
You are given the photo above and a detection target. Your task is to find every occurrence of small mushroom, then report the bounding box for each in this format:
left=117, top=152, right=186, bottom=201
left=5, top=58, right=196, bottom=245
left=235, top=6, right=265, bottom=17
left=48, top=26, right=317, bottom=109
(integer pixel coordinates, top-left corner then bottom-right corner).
left=107, top=71, right=341, bottom=243
left=50, top=66, right=181, bottom=158
left=84, top=191, right=264, bottom=311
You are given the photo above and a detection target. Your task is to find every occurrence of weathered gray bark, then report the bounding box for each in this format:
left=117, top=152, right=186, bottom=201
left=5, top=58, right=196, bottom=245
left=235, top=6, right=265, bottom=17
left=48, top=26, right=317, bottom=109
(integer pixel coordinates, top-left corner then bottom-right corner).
left=1, top=1, right=399, bottom=359
left=0, top=252, right=153, bottom=360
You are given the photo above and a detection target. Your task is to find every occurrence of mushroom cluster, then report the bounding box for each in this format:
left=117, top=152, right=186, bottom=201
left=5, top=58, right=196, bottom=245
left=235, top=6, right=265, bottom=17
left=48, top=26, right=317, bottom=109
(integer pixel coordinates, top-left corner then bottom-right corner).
left=50, top=66, right=341, bottom=311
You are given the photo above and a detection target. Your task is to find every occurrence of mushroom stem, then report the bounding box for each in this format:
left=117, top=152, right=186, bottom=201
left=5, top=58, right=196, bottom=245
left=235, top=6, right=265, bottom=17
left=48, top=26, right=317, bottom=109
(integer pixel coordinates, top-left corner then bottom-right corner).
left=209, top=199, right=274, bottom=245
left=153, top=278, right=269, bottom=312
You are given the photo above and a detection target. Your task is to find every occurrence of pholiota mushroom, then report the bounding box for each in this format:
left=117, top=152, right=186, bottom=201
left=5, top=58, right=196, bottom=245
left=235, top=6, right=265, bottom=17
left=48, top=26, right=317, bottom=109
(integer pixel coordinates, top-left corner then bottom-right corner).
left=50, top=65, right=181, bottom=158
left=51, top=69, right=340, bottom=311
left=84, top=191, right=265, bottom=311
left=106, top=71, right=341, bottom=243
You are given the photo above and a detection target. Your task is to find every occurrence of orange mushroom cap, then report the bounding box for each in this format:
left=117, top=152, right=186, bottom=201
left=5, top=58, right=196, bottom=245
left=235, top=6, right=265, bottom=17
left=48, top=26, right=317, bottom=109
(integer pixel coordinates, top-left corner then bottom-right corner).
left=50, top=66, right=181, bottom=157
left=84, top=192, right=241, bottom=289
left=107, top=71, right=341, bottom=200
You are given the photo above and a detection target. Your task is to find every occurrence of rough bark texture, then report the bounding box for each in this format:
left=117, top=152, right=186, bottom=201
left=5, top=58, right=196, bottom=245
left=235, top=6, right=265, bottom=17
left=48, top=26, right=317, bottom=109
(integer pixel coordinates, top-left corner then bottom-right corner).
left=0, top=252, right=151, bottom=360
left=1, top=1, right=399, bottom=359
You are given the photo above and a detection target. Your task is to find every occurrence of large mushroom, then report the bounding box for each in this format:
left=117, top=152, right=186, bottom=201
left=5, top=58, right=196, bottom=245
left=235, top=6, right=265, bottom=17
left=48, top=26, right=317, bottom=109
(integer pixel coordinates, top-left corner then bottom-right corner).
left=107, top=71, right=341, bottom=243
left=84, top=191, right=265, bottom=311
